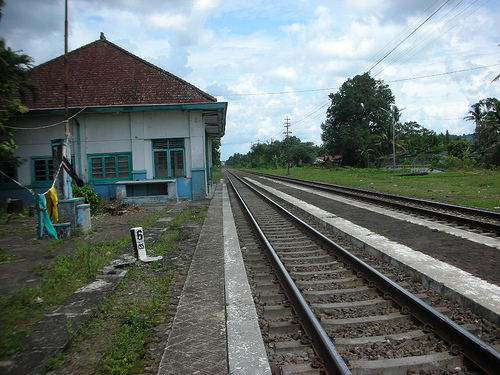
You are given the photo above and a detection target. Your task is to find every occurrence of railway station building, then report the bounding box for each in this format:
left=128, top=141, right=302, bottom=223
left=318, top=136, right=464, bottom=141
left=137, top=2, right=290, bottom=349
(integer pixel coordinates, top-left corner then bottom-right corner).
left=1, top=33, right=227, bottom=205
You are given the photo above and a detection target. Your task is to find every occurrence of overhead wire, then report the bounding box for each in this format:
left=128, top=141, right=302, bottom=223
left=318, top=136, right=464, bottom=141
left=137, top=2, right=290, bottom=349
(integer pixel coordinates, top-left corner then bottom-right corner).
left=395, top=0, right=486, bottom=70
left=4, top=107, right=87, bottom=130
left=214, top=63, right=499, bottom=97
left=223, top=58, right=499, bottom=146
left=373, top=0, right=467, bottom=76
left=374, top=0, right=483, bottom=77
left=356, top=0, right=444, bottom=76
left=365, top=0, right=452, bottom=73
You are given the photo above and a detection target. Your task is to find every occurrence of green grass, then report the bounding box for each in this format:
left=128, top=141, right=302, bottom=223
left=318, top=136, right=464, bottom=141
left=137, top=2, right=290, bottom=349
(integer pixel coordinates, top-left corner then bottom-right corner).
left=0, top=206, right=171, bottom=358
left=95, top=267, right=173, bottom=375
left=148, top=207, right=208, bottom=256
left=212, top=167, right=222, bottom=183
left=43, top=206, right=207, bottom=374
left=44, top=265, right=174, bottom=374
left=250, top=167, right=500, bottom=211
left=0, top=237, right=131, bottom=357
left=0, top=248, right=19, bottom=263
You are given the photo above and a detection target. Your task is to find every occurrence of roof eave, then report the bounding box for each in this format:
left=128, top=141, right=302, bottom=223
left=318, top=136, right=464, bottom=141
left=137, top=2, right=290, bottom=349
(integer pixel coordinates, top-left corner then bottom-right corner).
left=20, top=102, right=228, bottom=137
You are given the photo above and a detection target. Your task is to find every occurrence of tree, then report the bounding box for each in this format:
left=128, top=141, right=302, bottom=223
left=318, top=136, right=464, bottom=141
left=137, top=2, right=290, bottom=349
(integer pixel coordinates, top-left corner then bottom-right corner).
left=321, top=72, right=395, bottom=166
left=447, top=139, right=471, bottom=159
left=398, top=121, right=439, bottom=155
left=211, top=138, right=221, bottom=167
left=225, top=153, right=249, bottom=168
left=0, top=37, right=40, bottom=161
left=465, top=98, right=500, bottom=147
left=225, top=136, right=320, bottom=169
left=289, top=142, right=317, bottom=166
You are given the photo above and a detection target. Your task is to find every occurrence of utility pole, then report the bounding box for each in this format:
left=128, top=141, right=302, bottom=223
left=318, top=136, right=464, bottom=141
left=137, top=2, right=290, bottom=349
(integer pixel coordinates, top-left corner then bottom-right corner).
left=283, top=116, right=291, bottom=175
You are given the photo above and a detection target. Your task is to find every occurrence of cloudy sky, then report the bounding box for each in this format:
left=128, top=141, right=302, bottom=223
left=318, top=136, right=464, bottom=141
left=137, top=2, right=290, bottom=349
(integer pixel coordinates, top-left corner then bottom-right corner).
left=1, top=0, right=499, bottom=160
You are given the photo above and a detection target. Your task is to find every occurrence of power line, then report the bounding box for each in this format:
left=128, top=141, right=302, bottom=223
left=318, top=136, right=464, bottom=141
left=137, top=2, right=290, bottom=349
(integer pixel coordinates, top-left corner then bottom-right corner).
left=366, top=0, right=452, bottom=73
left=385, top=64, right=498, bottom=83
left=374, top=0, right=483, bottom=77
left=214, top=63, right=500, bottom=97
left=356, top=0, right=444, bottom=75
left=291, top=102, right=329, bottom=126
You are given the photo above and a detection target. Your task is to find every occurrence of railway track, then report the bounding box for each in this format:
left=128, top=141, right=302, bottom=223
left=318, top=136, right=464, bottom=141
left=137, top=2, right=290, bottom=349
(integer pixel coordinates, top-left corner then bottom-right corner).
left=243, top=170, right=500, bottom=236
left=225, top=170, right=500, bottom=374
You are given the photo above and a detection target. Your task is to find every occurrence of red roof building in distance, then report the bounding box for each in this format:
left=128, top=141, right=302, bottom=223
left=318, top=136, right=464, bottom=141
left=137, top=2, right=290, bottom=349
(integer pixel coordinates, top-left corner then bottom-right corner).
left=25, top=32, right=216, bottom=110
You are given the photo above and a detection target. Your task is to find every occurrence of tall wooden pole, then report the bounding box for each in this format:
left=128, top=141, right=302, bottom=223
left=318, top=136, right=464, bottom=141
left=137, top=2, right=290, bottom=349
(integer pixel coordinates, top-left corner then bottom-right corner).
left=53, top=0, right=72, bottom=201
left=64, top=0, right=69, bottom=136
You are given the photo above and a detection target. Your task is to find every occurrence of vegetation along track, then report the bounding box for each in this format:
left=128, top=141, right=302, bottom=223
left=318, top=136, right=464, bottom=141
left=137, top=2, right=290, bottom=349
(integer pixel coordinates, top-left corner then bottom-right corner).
left=244, top=171, right=500, bottom=236
left=225, top=170, right=500, bottom=375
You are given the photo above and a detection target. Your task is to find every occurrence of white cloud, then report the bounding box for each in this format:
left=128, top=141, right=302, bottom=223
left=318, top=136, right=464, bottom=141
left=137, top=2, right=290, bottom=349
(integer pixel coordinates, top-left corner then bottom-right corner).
left=1, top=0, right=499, bottom=161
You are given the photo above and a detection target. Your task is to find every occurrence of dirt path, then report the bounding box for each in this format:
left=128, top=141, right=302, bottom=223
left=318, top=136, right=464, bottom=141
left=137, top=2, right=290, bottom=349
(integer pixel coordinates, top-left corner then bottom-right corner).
left=0, top=204, right=169, bottom=296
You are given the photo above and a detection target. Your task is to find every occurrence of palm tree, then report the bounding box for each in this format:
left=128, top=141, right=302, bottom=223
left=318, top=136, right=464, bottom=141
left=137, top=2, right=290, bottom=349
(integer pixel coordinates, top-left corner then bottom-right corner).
left=466, top=99, right=500, bottom=146
left=356, top=141, right=377, bottom=168
left=464, top=102, right=484, bottom=124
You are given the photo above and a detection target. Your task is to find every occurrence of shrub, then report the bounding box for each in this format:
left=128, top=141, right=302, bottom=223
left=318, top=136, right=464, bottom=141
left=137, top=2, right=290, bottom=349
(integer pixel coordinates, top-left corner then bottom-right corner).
left=72, top=185, right=101, bottom=215
left=485, top=143, right=500, bottom=167
left=430, top=155, right=481, bottom=171
left=447, top=140, right=471, bottom=159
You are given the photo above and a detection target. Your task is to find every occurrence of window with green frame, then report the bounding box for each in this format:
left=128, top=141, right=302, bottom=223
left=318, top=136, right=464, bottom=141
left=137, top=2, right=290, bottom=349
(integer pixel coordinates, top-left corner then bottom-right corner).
left=0, top=160, right=17, bottom=185
left=152, top=138, right=185, bottom=178
left=88, top=153, right=131, bottom=182
left=31, top=157, right=54, bottom=186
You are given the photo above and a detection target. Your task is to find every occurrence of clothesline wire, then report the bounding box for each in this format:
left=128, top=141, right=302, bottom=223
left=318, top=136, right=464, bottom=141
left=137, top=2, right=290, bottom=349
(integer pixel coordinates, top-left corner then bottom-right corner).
left=0, top=169, right=35, bottom=195
left=50, top=163, right=64, bottom=190
left=0, top=160, right=65, bottom=195
left=4, top=107, right=87, bottom=130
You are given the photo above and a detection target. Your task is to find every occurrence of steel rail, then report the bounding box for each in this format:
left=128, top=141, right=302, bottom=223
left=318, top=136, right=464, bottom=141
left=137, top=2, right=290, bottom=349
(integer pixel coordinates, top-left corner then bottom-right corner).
left=246, top=171, right=500, bottom=234
left=230, top=170, right=500, bottom=374
left=226, top=174, right=351, bottom=375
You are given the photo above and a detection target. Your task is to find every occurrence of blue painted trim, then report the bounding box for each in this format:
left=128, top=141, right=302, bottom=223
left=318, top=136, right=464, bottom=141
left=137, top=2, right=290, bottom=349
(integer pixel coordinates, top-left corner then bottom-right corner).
left=176, top=177, right=192, bottom=200
left=191, top=169, right=206, bottom=200
left=23, top=102, right=227, bottom=115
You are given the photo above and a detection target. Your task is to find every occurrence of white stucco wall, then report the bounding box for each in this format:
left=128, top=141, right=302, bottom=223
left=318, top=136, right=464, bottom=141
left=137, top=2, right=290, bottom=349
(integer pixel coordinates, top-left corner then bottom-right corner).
left=11, top=115, right=69, bottom=186
left=10, top=108, right=207, bottom=186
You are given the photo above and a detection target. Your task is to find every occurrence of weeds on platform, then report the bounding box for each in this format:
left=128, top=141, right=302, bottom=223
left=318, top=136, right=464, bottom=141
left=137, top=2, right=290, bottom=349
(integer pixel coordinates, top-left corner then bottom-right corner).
left=148, top=207, right=207, bottom=257
left=0, top=247, right=19, bottom=263
left=44, top=206, right=206, bottom=373
left=44, top=246, right=176, bottom=373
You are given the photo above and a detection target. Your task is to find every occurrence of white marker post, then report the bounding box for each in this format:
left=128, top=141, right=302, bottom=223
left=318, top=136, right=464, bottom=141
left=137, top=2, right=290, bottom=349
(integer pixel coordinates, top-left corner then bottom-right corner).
left=130, top=227, right=163, bottom=263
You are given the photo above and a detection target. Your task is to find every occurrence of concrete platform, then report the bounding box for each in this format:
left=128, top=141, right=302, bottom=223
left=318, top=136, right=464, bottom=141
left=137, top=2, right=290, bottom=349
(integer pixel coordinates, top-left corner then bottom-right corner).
left=157, top=183, right=270, bottom=375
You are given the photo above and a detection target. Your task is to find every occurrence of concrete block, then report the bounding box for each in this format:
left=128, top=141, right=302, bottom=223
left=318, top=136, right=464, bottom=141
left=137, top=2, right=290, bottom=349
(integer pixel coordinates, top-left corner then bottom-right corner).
left=76, top=204, right=91, bottom=234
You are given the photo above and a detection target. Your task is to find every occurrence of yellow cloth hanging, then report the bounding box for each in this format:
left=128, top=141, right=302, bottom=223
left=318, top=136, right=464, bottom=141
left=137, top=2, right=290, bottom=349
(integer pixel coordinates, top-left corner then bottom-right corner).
left=45, top=186, right=58, bottom=222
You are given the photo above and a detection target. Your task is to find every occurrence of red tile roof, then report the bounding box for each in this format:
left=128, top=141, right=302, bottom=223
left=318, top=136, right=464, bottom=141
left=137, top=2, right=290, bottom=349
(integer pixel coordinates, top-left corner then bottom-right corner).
left=25, top=34, right=216, bottom=110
